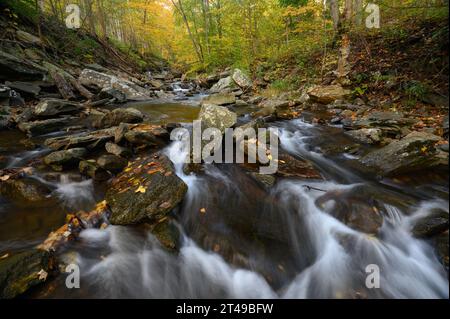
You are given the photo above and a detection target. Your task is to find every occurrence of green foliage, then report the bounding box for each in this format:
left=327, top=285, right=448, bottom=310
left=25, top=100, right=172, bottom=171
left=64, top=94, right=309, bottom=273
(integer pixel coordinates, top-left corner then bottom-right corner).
left=352, top=84, right=368, bottom=97
left=278, top=0, right=308, bottom=7
left=4, top=0, right=38, bottom=21
left=269, top=79, right=292, bottom=91
left=404, top=80, right=429, bottom=101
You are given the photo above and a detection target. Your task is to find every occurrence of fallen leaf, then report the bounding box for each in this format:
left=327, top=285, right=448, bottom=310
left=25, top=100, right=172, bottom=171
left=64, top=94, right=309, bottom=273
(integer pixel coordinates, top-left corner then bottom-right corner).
left=0, top=175, right=10, bottom=181
left=135, top=185, right=147, bottom=194
left=0, top=253, right=9, bottom=259
left=37, top=269, right=48, bottom=281
left=200, top=208, right=207, bottom=214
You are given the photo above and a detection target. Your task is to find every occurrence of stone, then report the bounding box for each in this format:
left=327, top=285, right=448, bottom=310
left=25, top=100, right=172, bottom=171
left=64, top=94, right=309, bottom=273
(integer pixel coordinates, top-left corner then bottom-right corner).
left=308, top=85, right=351, bottom=104
left=201, top=92, right=236, bottom=106
left=232, top=69, right=252, bottom=89
left=199, top=104, right=237, bottom=134
left=97, top=88, right=127, bottom=104
left=79, top=69, right=151, bottom=101
left=124, top=124, right=169, bottom=147
left=0, top=50, right=47, bottom=81
left=0, top=177, right=54, bottom=207
left=44, top=148, right=87, bottom=170
left=96, top=108, right=143, bottom=128
left=18, top=117, right=76, bottom=137
left=79, top=160, right=111, bottom=181
left=0, top=249, right=53, bottom=299
left=106, top=153, right=188, bottom=225
left=33, top=99, right=82, bottom=118
left=360, top=131, right=443, bottom=176
left=16, top=30, right=43, bottom=45
left=346, top=128, right=382, bottom=145
left=210, top=76, right=237, bottom=93
left=105, top=142, right=132, bottom=158
left=97, top=154, right=128, bottom=173
left=44, top=128, right=115, bottom=150
left=412, top=209, right=449, bottom=238
left=4, top=81, right=41, bottom=97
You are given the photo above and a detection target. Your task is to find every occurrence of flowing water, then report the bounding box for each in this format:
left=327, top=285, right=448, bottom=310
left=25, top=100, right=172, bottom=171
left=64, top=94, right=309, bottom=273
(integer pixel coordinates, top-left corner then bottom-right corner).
left=1, top=102, right=448, bottom=299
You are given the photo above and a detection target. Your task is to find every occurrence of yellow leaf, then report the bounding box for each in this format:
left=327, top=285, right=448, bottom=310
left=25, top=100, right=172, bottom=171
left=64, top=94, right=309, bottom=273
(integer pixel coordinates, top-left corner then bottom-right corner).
left=421, top=146, right=428, bottom=153
left=37, top=269, right=48, bottom=281
left=0, top=175, right=10, bottom=181
left=200, top=208, right=207, bottom=214
left=135, top=185, right=147, bottom=194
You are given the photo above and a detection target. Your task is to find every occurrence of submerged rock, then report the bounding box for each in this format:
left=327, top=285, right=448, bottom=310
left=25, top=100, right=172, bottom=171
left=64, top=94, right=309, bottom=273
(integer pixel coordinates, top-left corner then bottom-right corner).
left=0, top=249, right=53, bottom=299
left=308, top=85, right=351, bottom=104
left=0, top=177, right=54, bottom=207
left=106, top=153, right=188, bottom=225
left=360, top=131, right=443, bottom=176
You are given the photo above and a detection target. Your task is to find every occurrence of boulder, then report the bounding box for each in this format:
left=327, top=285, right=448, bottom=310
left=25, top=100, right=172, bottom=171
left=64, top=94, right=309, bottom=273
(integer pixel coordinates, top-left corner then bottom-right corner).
left=105, top=142, right=132, bottom=158
left=308, top=85, right=351, bottom=104
left=232, top=69, right=252, bottom=89
left=149, top=79, right=164, bottom=89
left=346, top=128, right=382, bottom=145
left=199, top=104, right=237, bottom=134
left=44, top=128, right=115, bottom=150
left=123, top=124, right=169, bottom=147
left=0, top=50, right=47, bottom=81
left=4, top=81, right=41, bottom=97
left=360, top=131, right=443, bottom=176
left=79, top=69, right=151, bottom=101
left=97, top=88, right=127, bottom=104
left=106, top=153, right=188, bottom=225
left=202, top=92, right=236, bottom=106
left=252, top=99, right=290, bottom=118
left=18, top=117, right=76, bottom=137
left=33, top=99, right=82, bottom=118
left=210, top=76, right=237, bottom=93
left=44, top=148, right=87, bottom=171
left=0, top=249, right=53, bottom=299
left=97, top=154, right=128, bottom=173
left=96, top=108, right=143, bottom=128
left=0, top=177, right=54, bottom=207
left=79, top=160, right=111, bottom=181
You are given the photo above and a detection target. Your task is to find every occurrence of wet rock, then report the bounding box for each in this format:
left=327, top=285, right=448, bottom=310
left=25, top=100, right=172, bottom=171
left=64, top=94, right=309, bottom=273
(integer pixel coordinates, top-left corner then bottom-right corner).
left=249, top=172, right=276, bottom=189
left=307, top=85, right=351, bottom=104
left=149, top=79, right=164, bottom=89
left=96, top=108, right=143, bottom=128
left=210, top=76, right=237, bottom=93
left=4, top=81, right=41, bottom=97
left=45, top=128, right=115, bottom=150
left=0, top=249, right=53, bottom=299
left=0, top=177, right=54, bottom=207
left=346, top=128, right=382, bottom=145
left=0, top=50, right=47, bottom=81
left=97, top=154, right=128, bottom=173
left=33, top=99, right=82, bottom=118
left=199, top=104, right=237, bottom=134
left=0, top=106, right=11, bottom=130
left=276, top=153, right=322, bottom=179
left=432, top=231, right=449, bottom=270
left=44, top=148, right=87, bottom=171
left=105, top=142, right=131, bottom=158
left=79, top=69, right=150, bottom=101
left=146, top=219, right=181, bottom=252
left=360, top=131, right=443, bottom=176
left=252, top=99, right=290, bottom=118
left=124, top=124, right=169, bottom=147
left=315, top=189, right=383, bottom=235
left=79, top=160, right=111, bottom=181
left=106, top=153, right=188, bottom=225
left=202, top=92, right=236, bottom=106
left=412, top=209, right=449, bottom=238
left=18, top=117, right=76, bottom=137
left=232, top=69, right=252, bottom=90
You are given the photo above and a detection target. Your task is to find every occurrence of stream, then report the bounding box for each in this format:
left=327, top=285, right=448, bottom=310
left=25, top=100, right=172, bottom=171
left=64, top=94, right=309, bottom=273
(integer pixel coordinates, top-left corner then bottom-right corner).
left=1, top=98, right=448, bottom=299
